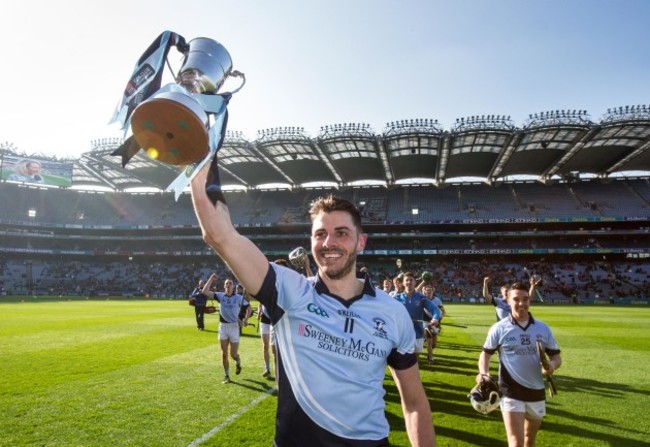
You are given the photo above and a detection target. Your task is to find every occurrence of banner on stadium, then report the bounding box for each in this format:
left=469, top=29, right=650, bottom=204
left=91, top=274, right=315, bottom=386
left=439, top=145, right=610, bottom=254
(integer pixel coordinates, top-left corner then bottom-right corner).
left=1, top=154, right=73, bottom=187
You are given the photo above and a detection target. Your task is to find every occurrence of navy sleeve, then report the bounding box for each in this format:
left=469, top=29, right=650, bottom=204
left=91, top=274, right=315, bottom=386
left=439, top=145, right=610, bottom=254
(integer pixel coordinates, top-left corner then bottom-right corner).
left=387, top=349, right=418, bottom=370
left=250, top=264, right=285, bottom=324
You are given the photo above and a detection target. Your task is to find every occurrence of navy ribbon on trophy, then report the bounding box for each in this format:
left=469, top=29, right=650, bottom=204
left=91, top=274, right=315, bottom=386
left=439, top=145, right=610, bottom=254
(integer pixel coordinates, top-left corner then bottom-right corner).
left=109, top=30, right=245, bottom=200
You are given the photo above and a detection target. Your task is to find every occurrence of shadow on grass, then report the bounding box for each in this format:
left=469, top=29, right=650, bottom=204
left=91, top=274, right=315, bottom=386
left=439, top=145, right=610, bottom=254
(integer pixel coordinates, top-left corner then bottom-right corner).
left=435, top=341, right=484, bottom=353
left=542, top=419, right=649, bottom=446
left=556, top=374, right=650, bottom=399
left=384, top=378, right=505, bottom=446
left=225, top=377, right=276, bottom=394
left=239, top=332, right=261, bottom=339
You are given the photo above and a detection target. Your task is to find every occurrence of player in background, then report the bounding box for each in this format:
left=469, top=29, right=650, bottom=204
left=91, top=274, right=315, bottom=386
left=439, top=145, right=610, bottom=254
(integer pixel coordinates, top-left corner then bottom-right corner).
left=381, top=278, right=393, bottom=294
left=257, top=298, right=276, bottom=381
left=394, top=272, right=441, bottom=358
left=202, top=274, right=246, bottom=384
left=477, top=282, right=562, bottom=447
left=189, top=277, right=209, bottom=331
left=483, top=275, right=541, bottom=321
left=236, top=283, right=254, bottom=335
left=416, top=273, right=446, bottom=321
left=390, top=274, right=404, bottom=297
left=421, top=284, right=442, bottom=364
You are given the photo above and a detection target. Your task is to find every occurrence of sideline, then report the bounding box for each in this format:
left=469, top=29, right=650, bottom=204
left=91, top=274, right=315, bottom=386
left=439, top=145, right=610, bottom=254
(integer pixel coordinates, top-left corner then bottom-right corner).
left=186, top=388, right=275, bottom=447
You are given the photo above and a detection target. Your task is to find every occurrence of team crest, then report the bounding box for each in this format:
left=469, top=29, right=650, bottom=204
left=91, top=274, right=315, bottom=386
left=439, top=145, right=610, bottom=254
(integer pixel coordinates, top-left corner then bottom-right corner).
left=372, top=317, right=388, bottom=339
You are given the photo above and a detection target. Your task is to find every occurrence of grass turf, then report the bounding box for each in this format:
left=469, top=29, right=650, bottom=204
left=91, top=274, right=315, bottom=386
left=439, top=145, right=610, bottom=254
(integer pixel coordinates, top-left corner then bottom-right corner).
left=1, top=298, right=648, bottom=446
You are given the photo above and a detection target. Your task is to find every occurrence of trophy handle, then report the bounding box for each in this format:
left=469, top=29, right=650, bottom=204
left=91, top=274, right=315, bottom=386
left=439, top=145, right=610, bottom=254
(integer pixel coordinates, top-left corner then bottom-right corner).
left=225, top=70, right=246, bottom=94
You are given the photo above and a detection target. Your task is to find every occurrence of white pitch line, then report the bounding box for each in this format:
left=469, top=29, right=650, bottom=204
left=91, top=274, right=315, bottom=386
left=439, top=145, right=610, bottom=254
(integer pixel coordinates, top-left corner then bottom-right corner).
left=186, top=389, right=275, bottom=447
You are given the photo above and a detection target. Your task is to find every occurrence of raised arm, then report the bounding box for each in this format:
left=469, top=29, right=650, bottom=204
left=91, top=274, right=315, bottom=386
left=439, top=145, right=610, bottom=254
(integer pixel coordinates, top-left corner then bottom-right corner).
left=528, top=274, right=541, bottom=299
left=190, top=162, right=269, bottom=295
left=482, top=276, right=494, bottom=303
left=201, top=273, right=219, bottom=297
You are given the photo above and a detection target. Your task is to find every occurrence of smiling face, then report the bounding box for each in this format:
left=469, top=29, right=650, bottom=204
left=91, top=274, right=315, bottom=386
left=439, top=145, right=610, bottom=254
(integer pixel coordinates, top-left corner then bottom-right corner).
left=507, top=286, right=530, bottom=322
left=403, top=274, right=416, bottom=293
left=311, top=210, right=366, bottom=281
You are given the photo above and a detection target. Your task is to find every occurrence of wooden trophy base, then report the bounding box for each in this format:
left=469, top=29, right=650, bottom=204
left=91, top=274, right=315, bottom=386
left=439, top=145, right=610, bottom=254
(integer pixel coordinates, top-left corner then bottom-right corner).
left=131, top=92, right=209, bottom=166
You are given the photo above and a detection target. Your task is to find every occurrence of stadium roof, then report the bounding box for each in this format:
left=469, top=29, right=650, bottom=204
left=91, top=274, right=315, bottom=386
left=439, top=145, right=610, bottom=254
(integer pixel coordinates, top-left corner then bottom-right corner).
left=3, top=105, right=650, bottom=192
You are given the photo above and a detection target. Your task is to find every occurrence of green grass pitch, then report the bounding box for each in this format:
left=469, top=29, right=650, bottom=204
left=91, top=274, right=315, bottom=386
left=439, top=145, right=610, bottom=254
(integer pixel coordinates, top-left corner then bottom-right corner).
left=1, top=297, right=648, bottom=446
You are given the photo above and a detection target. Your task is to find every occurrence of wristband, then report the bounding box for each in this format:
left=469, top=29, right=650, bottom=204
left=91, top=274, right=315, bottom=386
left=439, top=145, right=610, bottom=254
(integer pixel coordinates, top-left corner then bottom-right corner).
left=206, top=154, right=227, bottom=205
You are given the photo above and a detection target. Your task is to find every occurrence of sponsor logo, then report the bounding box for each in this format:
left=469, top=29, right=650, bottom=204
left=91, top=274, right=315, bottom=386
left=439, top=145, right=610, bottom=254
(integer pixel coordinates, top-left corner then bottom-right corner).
left=124, top=64, right=155, bottom=97
left=299, top=323, right=388, bottom=361
left=307, top=302, right=329, bottom=318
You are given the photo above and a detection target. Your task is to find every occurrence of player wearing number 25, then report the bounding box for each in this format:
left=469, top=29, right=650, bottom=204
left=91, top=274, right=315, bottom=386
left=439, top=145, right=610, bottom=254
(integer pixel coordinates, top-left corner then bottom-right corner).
left=190, top=162, right=435, bottom=447
left=477, top=282, right=562, bottom=447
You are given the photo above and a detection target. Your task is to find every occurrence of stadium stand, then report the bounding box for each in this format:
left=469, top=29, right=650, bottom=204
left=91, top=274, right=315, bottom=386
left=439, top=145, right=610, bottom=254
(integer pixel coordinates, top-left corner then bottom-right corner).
left=2, top=107, right=650, bottom=302
left=2, top=179, right=650, bottom=303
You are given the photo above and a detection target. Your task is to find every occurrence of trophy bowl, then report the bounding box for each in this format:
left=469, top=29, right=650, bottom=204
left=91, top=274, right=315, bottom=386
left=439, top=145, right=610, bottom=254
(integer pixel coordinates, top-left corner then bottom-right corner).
left=130, top=91, right=209, bottom=166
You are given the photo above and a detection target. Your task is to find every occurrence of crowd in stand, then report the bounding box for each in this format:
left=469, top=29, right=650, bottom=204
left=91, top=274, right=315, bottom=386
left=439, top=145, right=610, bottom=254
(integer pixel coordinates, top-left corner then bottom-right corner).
left=2, top=255, right=649, bottom=302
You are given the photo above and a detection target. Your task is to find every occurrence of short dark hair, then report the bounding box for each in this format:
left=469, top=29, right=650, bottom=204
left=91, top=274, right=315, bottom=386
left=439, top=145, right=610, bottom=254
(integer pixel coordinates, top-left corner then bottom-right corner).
left=403, top=271, right=415, bottom=279
left=273, top=259, right=289, bottom=267
left=507, top=282, right=528, bottom=295
left=309, top=195, right=362, bottom=232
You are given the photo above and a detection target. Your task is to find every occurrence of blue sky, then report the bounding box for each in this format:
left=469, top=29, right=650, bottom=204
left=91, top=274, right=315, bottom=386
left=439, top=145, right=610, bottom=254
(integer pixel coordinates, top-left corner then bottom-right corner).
left=1, top=0, right=649, bottom=158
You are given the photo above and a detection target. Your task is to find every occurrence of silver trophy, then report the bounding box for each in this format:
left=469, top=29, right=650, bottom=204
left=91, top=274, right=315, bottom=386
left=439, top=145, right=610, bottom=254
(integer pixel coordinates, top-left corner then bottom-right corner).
left=177, top=37, right=233, bottom=93
left=112, top=31, right=245, bottom=167
left=289, top=247, right=308, bottom=269
left=130, top=37, right=243, bottom=165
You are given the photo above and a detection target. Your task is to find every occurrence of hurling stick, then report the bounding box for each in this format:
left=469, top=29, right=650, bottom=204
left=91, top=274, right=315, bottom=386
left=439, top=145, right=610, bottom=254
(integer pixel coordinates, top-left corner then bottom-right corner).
left=536, top=341, right=557, bottom=397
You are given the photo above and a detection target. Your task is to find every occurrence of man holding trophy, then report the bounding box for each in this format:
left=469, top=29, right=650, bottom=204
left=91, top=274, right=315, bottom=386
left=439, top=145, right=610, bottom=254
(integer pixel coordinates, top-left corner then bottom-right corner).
left=111, top=31, right=436, bottom=446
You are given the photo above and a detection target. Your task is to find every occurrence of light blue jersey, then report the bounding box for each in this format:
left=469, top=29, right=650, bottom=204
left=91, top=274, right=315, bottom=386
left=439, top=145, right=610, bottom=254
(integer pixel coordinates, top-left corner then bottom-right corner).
left=483, top=313, right=560, bottom=401
left=256, top=263, right=416, bottom=444
left=214, top=292, right=243, bottom=323
left=493, top=296, right=511, bottom=320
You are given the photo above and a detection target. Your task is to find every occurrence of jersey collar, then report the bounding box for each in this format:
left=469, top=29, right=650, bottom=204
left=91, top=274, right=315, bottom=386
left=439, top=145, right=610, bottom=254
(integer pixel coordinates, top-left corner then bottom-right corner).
left=508, top=312, right=536, bottom=328
left=314, top=270, right=376, bottom=306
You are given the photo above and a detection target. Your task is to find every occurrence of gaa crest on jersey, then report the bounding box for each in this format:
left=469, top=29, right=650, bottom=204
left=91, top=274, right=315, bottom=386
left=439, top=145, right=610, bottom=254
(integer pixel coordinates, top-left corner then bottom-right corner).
left=307, top=302, right=330, bottom=318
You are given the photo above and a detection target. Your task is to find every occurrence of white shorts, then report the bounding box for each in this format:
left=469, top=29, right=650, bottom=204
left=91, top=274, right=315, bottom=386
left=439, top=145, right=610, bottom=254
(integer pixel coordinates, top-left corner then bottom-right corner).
left=500, top=396, right=546, bottom=420
left=414, top=338, right=424, bottom=353
left=260, top=322, right=271, bottom=336
left=219, top=322, right=240, bottom=342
